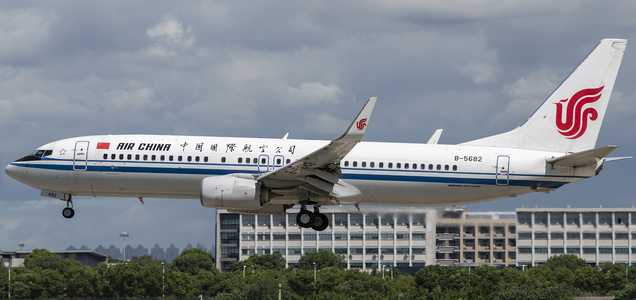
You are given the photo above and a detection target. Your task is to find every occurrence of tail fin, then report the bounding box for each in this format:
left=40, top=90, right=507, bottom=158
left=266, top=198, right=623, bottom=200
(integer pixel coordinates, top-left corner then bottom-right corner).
left=462, top=38, right=627, bottom=153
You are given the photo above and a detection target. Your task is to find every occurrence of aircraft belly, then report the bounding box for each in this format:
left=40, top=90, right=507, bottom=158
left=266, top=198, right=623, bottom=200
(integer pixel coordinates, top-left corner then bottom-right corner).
left=352, top=179, right=535, bottom=207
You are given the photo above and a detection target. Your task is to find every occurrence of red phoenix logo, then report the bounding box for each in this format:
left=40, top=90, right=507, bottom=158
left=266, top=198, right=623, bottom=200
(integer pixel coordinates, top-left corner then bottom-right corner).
left=555, top=86, right=604, bottom=139
left=356, top=118, right=367, bottom=131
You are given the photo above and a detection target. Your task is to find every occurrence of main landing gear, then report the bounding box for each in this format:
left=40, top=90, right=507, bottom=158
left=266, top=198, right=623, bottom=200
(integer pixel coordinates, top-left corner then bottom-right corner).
left=297, top=205, right=329, bottom=231
left=62, top=196, right=75, bottom=219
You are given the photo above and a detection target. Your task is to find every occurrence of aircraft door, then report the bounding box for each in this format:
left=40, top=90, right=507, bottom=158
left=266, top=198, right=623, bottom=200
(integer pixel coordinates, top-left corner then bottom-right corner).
left=495, top=155, right=510, bottom=185
left=73, top=141, right=90, bottom=171
left=258, top=154, right=270, bottom=172
left=273, top=155, right=285, bottom=170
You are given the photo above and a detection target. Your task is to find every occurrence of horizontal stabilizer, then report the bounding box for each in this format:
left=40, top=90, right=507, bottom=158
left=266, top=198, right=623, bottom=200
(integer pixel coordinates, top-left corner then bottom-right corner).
left=427, top=129, right=443, bottom=144
left=604, top=156, right=633, bottom=163
left=546, top=145, right=618, bottom=167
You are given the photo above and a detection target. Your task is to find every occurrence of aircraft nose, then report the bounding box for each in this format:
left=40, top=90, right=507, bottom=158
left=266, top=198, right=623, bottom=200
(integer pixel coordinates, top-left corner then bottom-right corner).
left=5, top=164, right=23, bottom=180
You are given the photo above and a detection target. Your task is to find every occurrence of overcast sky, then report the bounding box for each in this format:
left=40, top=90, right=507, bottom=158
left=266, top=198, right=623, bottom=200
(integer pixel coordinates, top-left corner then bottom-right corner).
left=1, top=1, right=636, bottom=253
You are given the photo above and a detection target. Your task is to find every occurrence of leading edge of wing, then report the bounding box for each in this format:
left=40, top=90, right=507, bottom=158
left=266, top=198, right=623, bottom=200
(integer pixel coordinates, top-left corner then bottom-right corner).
left=256, top=97, right=377, bottom=183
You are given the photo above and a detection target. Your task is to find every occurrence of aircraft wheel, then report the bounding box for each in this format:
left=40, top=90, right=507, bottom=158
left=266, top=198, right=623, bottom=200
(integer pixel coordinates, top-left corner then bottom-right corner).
left=297, top=210, right=315, bottom=228
left=62, top=207, right=75, bottom=219
left=312, top=213, right=329, bottom=231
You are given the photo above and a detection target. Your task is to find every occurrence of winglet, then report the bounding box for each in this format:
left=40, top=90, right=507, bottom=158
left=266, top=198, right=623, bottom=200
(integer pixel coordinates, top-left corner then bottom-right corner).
left=336, top=97, right=377, bottom=143
left=427, top=129, right=443, bottom=144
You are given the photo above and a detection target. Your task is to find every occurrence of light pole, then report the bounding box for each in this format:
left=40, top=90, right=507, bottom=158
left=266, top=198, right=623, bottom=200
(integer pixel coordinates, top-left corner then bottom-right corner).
left=120, top=232, right=129, bottom=261
left=391, top=266, right=393, bottom=280
left=243, top=265, right=247, bottom=278
left=313, top=262, right=316, bottom=284
left=18, top=243, right=24, bottom=251
left=161, top=262, right=165, bottom=299
left=252, top=265, right=254, bottom=275
left=382, top=265, right=385, bottom=279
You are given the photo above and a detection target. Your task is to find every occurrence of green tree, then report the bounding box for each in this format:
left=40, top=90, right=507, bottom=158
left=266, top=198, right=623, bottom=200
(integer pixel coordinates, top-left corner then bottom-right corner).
left=543, top=254, right=588, bottom=272
left=287, top=269, right=315, bottom=297
left=167, top=271, right=193, bottom=297
left=107, top=262, right=145, bottom=297
left=0, top=264, right=8, bottom=299
left=24, top=248, right=81, bottom=274
left=142, top=264, right=164, bottom=297
left=64, top=265, right=97, bottom=297
left=131, top=254, right=168, bottom=268
left=171, top=248, right=217, bottom=276
left=574, top=265, right=603, bottom=292
left=415, top=264, right=446, bottom=291
left=386, top=274, right=417, bottom=296
left=493, top=283, right=582, bottom=300
left=192, top=270, right=217, bottom=296
left=229, top=252, right=288, bottom=272
left=599, top=262, right=628, bottom=294
left=298, top=250, right=346, bottom=270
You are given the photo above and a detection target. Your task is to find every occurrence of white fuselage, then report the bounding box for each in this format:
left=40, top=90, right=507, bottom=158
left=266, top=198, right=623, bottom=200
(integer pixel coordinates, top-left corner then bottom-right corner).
left=6, top=134, right=593, bottom=207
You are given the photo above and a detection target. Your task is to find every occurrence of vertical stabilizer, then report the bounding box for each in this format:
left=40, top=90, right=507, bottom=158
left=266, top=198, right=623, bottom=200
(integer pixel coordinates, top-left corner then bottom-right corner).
left=462, top=39, right=627, bottom=153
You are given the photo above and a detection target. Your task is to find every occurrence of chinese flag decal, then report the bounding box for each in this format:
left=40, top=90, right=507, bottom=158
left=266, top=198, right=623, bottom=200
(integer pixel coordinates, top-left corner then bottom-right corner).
left=96, top=142, right=110, bottom=149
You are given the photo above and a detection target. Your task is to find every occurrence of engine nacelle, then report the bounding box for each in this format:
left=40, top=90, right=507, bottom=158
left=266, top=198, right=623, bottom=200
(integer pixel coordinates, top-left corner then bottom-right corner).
left=200, top=176, right=262, bottom=209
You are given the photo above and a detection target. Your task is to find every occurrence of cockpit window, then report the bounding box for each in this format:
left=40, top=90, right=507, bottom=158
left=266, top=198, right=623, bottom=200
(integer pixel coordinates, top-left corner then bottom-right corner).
left=31, top=150, right=53, bottom=157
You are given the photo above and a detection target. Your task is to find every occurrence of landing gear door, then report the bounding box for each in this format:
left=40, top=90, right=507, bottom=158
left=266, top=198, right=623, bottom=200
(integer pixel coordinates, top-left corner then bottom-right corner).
left=73, top=141, right=90, bottom=171
left=496, top=155, right=510, bottom=186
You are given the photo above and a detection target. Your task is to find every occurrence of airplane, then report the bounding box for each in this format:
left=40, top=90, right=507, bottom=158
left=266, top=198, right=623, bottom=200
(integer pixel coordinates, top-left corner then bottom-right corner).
left=5, top=38, right=630, bottom=231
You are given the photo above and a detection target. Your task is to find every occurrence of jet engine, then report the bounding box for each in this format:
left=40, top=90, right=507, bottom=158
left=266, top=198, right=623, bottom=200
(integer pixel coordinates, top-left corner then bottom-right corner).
left=200, top=175, right=264, bottom=209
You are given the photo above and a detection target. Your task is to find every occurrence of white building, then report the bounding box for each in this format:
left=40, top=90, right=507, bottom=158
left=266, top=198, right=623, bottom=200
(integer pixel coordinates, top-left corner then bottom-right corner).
left=215, top=207, right=517, bottom=272
left=516, top=207, right=636, bottom=266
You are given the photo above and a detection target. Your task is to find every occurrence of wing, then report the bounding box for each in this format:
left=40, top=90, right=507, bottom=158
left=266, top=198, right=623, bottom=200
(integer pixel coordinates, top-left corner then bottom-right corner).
left=257, top=97, right=377, bottom=200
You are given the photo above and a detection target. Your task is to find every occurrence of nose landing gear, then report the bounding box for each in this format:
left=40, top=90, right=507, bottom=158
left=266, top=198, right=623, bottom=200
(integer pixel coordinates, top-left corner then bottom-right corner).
left=62, top=197, right=75, bottom=219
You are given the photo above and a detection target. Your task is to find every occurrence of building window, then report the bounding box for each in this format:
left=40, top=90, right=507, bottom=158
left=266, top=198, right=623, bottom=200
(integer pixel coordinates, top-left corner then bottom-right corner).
left=550, top=232, right=564, bottom=239
left=288, top=234, right=301, bottom=240
left=221, top=232, right=239, bottom=244
left=381, top=232, right=394, bottom=240
left=582, top=217, right=595, bottom=225
left=243, top=215, right=255, bottom=226
left=551, top=247, right=564, bottom=254
left=412, top=248, right=426, bottom=254
left=350, top=248, right=363, bottom=254
left=567, top=232, right=580, bottom=239
left=366, top=248, right=378, bottom=254
left=534, top=232, right=548, bottom=239
left=365, top=233, right=379, bottom=240
left=518, top=247, right=531, bottom=254
left=334, top=214, right=348, bottom=226
left=550, top=216, right=564, bottom=225
left=366, top=217, right=379, bottom=226
left=396, top=248, right=409, bottom=254
left=412, top=233, right=426, bottom=240
left=616, top=232, right=629, bottom=239
left=616, top=247, right=629, bottom=254
left=334, top=248, right=347, bottom=254
left=319, top=233, right=332, bottom=240
left=350, top=233, right=363, bottom=240
left=288, top=215, right=297, bottom=226
left=242, top=234, right=255, bottom=241
left=273, top=215, right=286, bottom=226
left=567, top=216, right=579, bottom=225
left=258, top=216, right=271, bottom=226
left=220, top=215, right=239, bottom=229
left=257, top=233, right=270, bottom=240
left=272, top=233, right=285, bottom=240
left=583, top=232, right=596, bottom=239
left=518, top=232, right=532, bottom=240
left=288, top=248, right=302, bottom=255
left=381, top=248, right=394, bottom=254
left=273, top=248, right=285, bottom=255
left=583, top=247, right=596, bottom=254
left=396, top=232, right=409, bottom=239
left=599, top=247, right=612, bottom=254
left=304, top=233, right=317, bottom=240
left=567, top=247, right=580, bottom=254
left=334, top=233, right=347, bottom=240
left=599, top=232, right=612, bottom=239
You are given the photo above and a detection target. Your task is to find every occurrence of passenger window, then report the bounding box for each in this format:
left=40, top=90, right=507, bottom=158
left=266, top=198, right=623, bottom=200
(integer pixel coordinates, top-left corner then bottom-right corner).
left=388, top=163, right=393, bottom=168
left=379, top=162, right=384, bottom=168
left=353, top=161, right=358, bottom=167
left=412, top=163, right=417, bottom=170
left=286, top=159, right=291, bottom=164
left=161, top=155, right=165, bottom=161
left=221, top=157, right=226, bottom=163
left=276, top=159, right=281, bottom=164
left=253, top=158, right=257, bottom=164
left=397, top=163, right=401, bottom=169
left=119, top=154, right=124, bottom=160
left=135, top=154, right=140, bottom=160
left=103, top=154, right=108, bottom=159
left=453, top=165, right=457, bottom=171
left=127, top=154, right=132, bottom=160
left=143, top=155, right=148, bottom=161
left=111, top=154, right=116, bottom=160
left=169, top=155, right=174, bottom=161
left=370, top=162, right=375, bottom=168
left=178, top=156, right=183, bottom=162
left=204, top=157, right=208, bottom=162
left=187, top=156, right=192, bottom=162
left=421, top=164, right=425, bottom=170
left=445, top=165, right=449, bottom=170
left=195, top=156, right=200, bottom=162
left=261, top=158, right=266, bottom=164
left=151, top=155, right=156, bottom=161
left=362, top=162, right=366, bottom=167
left=429, top=164, right=433, bottom=170
left=238, top=157, right=243, bottom=163
left=344, top=161, right=349, bottom=167
left=437, top=164, right=441, bottom=170
left=246, top=158, right=250, bottom=164
left=404, top=163, right=408, bottom=169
